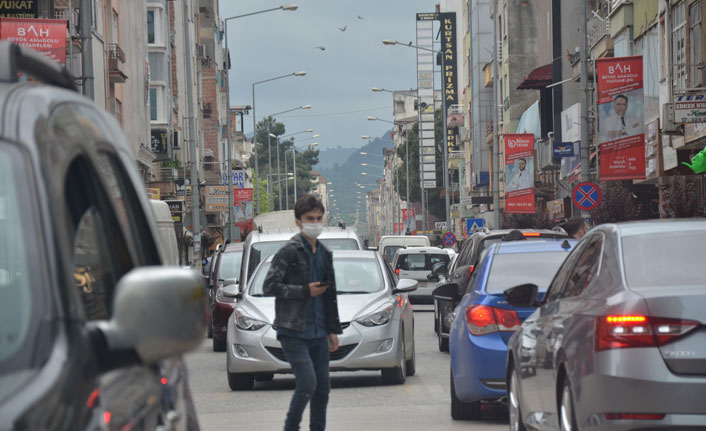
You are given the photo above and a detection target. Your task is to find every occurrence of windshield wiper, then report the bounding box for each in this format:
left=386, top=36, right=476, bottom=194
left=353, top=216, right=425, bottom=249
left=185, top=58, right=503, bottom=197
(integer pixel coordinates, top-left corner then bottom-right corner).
left=337, top=291, right=370, bottom=295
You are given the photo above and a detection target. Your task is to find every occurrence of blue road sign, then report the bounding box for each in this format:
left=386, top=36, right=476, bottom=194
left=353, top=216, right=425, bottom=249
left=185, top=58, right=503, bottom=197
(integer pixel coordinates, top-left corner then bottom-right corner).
left=572, top=181, right=602, bottom=211
left=442, top=232, right=456, bottom=247
left=465, top=218, right=485, bottom=236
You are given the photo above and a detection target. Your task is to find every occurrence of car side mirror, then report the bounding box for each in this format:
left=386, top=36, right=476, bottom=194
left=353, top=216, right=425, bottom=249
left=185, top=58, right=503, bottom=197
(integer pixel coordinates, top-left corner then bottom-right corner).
left=504, top=283, right=539, bottom=308
left=222, top=283, right=241, bottom=298
left=224, top=278, right=238, bottom=287
left=393, top=278, right=418, bottom=293
left=432, top=282, right=460, bottom=302
left=426, top=273, right=440, bottom=282
left=93, top=267, right=206, bottom=372
left=431, top=262, right=447, bottom=275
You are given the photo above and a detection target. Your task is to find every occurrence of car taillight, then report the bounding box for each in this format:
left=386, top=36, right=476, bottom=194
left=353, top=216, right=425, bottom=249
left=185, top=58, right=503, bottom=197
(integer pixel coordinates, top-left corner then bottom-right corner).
left=465, top=305, right=521, bottom=336
left=395, top=268, right=400, bottom=275
left=468, top=265, right=475, bottom=275
left=596, top=315, right=699, bottom=351
left=522, top=232, right=541, bottom=237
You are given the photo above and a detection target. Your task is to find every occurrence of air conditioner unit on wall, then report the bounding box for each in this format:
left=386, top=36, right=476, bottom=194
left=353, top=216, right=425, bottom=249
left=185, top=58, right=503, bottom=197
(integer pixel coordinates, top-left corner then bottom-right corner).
left=662, top=103, right=681, bottom=135
left=196, top=44, right=206, bottom=59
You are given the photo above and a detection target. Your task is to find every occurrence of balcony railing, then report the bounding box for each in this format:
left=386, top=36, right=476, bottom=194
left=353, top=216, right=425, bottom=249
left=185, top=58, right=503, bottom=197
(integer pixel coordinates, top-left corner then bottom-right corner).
left=108, top=44, right=127, bottom=83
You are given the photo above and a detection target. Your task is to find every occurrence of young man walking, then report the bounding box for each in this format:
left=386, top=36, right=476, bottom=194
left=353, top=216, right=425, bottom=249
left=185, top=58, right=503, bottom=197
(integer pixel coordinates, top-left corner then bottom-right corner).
left=263, top=194, right=342, bottom=431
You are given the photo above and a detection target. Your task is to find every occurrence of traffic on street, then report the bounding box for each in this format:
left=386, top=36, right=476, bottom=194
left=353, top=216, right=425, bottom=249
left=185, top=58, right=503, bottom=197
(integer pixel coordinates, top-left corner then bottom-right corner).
left=2, top=1, right=706, bottom=431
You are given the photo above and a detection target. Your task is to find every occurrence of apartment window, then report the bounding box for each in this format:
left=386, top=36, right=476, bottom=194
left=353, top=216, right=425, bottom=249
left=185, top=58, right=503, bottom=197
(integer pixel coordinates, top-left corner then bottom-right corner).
left=672, top=1, right=687, bottom=91
left=93, top=0, right=103, bottom=36
left=613, top=27, right=632, bottom=57
left=147, top=7, right=164, bottom=46
left=689, top=1, right=703, bottom=87
left=149, top=85, right=166, bottom=123
left=115, top=98, right=122, bottom=125
left=112, top=9, right=119, bottom=44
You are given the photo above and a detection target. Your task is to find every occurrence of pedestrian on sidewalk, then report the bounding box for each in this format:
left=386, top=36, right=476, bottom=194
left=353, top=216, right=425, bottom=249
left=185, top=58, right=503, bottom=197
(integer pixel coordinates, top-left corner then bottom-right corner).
left=263, top=194, right=342, bottom=431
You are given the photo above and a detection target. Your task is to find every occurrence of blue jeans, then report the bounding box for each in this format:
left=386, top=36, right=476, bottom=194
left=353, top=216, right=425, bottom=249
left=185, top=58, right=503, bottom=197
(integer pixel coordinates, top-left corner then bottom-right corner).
left=278, top=335, right=330, bottom=431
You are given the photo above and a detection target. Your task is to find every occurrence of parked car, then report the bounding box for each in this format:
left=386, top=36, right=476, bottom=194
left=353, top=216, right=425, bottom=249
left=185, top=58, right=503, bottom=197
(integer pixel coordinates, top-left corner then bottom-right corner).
left=434, top=239, right=575, bottom=420
left=0, top=42, right=205, bottom=431
left=225, top=250, right=418, bottom=390
left=209, top=242, right=245, bottom=351
left=432, top=228, right=568, bottom=352
left=204, top=246, right=221, bottom=338
left=505, top=220, right=706, bottom=431
left=239, top=226, right=364, bottom=294
left=391, top=247, right=452, bottom=304
left=378, top=235, right=431, bottom=264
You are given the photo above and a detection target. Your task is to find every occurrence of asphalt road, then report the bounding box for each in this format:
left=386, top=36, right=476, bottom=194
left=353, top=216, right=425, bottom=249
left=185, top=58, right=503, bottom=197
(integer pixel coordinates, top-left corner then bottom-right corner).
left=185, top=305, right=509, bottom=431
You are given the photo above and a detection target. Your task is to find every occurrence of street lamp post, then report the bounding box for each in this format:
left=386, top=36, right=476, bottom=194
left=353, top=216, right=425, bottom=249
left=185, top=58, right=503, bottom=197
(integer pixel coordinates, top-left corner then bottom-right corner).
left=382, top=39, right=451, bottom=233
left=251, top=71, right=306, bottom=214
left=223, top=5, right=299, bottom=240
left=286, top=142, right=318, bottom=206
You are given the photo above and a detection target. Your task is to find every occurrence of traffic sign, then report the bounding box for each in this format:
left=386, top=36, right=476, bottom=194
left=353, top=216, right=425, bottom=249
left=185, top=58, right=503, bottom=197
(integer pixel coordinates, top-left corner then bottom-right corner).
left=572, top=181, right=602, bottom=211
left=442, top=232, right=456, bottom=247
left=465, top=218, right=485, bottom=235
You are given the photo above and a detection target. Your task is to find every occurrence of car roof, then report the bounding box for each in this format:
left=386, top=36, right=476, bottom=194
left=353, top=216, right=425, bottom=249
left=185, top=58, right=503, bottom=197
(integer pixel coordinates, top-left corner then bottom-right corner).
left=245, top=226, right=361, bottom=242
left=608, top=218, right=706, bottom=237
left=262, top=249, right=379, bottom=263
left=394, top=246, right=449, bottom=254
left=223, top=243, right=245, bottom=252
left=494, top=239, right=577, bottom=254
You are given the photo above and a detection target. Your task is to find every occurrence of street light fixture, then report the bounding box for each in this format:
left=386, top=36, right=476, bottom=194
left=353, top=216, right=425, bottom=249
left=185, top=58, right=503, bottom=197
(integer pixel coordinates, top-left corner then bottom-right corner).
left=382, top=38, right=450, bottom=233
left=223, top=5, right=299, bottom=240
left=251, top=71, right=307, bottom=214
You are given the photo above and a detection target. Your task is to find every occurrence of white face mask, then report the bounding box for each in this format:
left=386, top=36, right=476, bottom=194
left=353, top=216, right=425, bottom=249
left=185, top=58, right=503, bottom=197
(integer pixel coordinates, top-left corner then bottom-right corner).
left=301, top=222, right=324, bottom=238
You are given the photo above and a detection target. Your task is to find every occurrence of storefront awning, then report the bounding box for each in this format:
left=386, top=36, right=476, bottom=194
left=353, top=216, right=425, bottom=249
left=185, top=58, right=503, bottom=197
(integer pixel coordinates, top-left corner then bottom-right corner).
left=517, top=63, right=553, bottom=90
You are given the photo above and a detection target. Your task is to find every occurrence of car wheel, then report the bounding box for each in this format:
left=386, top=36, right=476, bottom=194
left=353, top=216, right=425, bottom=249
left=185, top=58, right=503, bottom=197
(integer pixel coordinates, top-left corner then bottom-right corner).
left=381, top=337, right=406, bottom=385
left=509, top=369, right=527, bottom=431
left=450, top=366, right=480, bottom=420
left=227, top=372, right=254, bottom=391
left=405, top=335, right=416, bottom=377
left=255, top=373, right=274, bottom=382
left=559, top=379, right=578, bottom=431
left=212, top=336, right=226, bottom=352
left=433, top=300, right=439, bottom=333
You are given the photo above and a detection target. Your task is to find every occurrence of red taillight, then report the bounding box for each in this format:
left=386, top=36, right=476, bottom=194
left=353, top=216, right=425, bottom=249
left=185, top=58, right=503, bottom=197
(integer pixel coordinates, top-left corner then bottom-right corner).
left=103, top=411, right=112, bottom=424
left=161, top=377, right=168, bottom=385
left=596, top=315, right=699, bottom=351
left=468, top=265, right=475, bottom=275
left=605, top=413, right=665, bottom=420
left=465, top=305, right=521, bottom=336
left=395, top=268, right=400, bottom=275
left=522, top=232, right=541, bottom=237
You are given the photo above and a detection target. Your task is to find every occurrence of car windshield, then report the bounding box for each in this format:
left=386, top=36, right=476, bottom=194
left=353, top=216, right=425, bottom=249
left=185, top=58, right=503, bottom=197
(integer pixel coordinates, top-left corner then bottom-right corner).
left=485, top=252, right=569, bottom=294
left=217, top=251, right=242, bottom=280
left=249, top=257, right=384, bottom=296
left=384, top=245, right=403, bottom=262
left=247, top=240, right=288, bottom=278
left=396, top=253, right=450, bottom=271
left=0, top=144, right=49, bottom=401
left=623, top=231, right=704, bottom=288
left=319, top=238, right=359, bottom=250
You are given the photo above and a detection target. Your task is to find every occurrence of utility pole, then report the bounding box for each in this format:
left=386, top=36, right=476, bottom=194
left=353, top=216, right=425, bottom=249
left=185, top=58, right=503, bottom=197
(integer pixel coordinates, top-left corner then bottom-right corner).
left=183, top=0, right=201, bottom=269
left=492, top=0, right=501, bottom=230
left=79, top=0, right=94, bottom=99
left=580, top=0, right=590, bottom=221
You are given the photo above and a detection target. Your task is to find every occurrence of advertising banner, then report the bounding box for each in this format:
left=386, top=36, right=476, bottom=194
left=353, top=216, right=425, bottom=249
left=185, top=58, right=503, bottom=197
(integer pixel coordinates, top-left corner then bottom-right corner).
left=674, top=94, right=706, bottom=123
left=504, top=134, right=535, bottom=214
left=233, top=188, right=253, bottom=222
left=146, top=187, right=160, bottom=200
left=0, top=1, right=38, bottom=18
left=0, top=18, right=66, bottom=64
left=205, top=186, right=229, bottom=212
left=596, top=56, right=645, bottom=180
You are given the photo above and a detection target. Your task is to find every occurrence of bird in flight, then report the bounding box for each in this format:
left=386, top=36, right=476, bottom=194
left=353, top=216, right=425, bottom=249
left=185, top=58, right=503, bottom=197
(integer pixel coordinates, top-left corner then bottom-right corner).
left=357, top=15, right=365, bottom=20
left=338, top=25, right=347, bottom=32
left=316, top=46, right=326, bottom=51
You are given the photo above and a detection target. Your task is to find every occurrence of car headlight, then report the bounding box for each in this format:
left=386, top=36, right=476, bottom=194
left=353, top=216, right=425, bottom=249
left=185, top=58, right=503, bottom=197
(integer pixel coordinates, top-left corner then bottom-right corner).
left=356, top=302, right=394, bottom=327
left=234, top=309, right=267, bottom=331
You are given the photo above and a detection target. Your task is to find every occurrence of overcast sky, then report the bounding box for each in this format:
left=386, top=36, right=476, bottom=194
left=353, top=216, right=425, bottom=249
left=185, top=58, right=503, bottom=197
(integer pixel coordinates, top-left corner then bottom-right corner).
left=220, top=0, right=438, bottom=152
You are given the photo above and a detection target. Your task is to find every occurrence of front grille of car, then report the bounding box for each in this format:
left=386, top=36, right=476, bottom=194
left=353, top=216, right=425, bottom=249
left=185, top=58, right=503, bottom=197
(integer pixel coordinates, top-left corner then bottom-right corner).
left=266, top=343, right=358, bottom=362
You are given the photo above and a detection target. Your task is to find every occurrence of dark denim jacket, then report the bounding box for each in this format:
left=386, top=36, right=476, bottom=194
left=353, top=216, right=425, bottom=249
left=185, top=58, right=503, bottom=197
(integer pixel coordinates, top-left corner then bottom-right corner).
left=262, top=234, right=343, bottom=334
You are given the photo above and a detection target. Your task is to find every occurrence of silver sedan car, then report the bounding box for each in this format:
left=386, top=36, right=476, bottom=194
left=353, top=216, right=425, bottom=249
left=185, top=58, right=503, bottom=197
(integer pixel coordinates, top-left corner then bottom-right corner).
left=505, top=220, right=706, bottom=431
left=225, top=250, right=418, bottom=390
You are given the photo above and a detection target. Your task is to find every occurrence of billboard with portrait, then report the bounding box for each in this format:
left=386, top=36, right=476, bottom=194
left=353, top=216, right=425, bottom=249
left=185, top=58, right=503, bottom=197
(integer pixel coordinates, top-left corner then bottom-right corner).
left=504, top=134, right=535, bottom=214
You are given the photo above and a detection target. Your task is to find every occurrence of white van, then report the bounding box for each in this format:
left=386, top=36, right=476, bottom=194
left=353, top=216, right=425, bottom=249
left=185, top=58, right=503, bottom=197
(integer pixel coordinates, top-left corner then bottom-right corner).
left=378, top=235, right=431, bottom=264
left=149, top=199, right=180, bottom=266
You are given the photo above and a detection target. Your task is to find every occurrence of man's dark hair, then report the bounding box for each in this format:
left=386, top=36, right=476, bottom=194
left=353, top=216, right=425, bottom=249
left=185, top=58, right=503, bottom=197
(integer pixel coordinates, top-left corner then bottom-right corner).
left=294, top=194, right=325, bottom=219
left=563, top=216, right=586, bottom=237
left=614, top=94, right=628, bottom=103
left=517, top=158, right=527, bottom=163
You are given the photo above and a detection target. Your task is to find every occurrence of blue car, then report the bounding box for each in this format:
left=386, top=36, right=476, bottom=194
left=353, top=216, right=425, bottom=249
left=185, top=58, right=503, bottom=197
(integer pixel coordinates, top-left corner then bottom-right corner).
left=433, top=239, right=576, bottom=420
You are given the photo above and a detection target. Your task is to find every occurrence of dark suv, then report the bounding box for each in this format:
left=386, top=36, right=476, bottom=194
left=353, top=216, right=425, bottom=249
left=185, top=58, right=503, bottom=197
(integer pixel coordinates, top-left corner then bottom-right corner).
left=431, top=228, right=567, bottom=351
left=0, top=42, right=205, bottom=431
